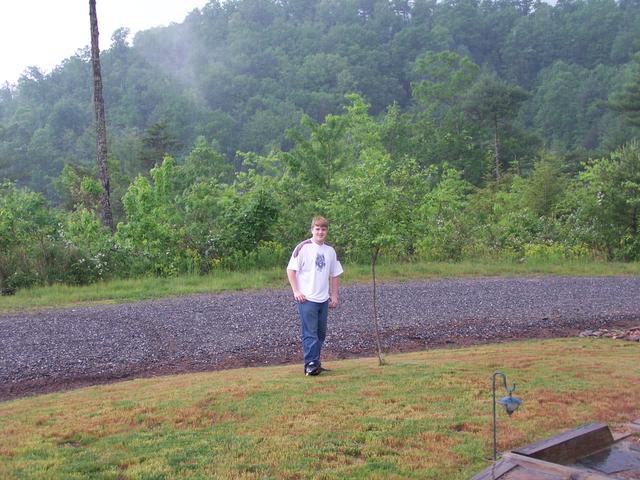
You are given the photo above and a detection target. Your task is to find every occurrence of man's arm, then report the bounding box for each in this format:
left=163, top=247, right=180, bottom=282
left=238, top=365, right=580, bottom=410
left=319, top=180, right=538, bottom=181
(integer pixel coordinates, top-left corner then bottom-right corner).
left=329, top=275, right=340, bottom=308
left=287, top=268, right=306, bottom=303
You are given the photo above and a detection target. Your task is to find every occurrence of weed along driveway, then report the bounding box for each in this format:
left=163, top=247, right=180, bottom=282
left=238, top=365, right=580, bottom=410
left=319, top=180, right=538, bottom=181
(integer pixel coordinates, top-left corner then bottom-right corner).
left=1, top=276, right=640, bottom=401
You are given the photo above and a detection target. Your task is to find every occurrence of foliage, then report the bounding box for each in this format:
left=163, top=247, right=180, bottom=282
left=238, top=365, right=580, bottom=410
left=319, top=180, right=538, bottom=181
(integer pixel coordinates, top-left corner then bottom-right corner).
left=521, top=152, right=567, bottom=217
left=116, top=157, right=187, bottom=276
left=322, top=95, right=422, bottom=262
left=0, top=182, right=56, bottom=293
left=412, top=50, right=481, bottom=120
left=410, top=51, right=486, bottom=183
left=176, top=135, right=233, bottom=188
left=573, top=140, right=640, bottom=259
left=2, top=8, right=640, bottom=294
left=59, top=208, right=117, bottom=285
left=284, top=112, right=350, bottom=193
left=463, top=73, right=531, bottom=178
left=2, top=0, right=640, bottom=194
left=217, top=184, right=280, bottom=262
left=54, top=164, right=102, bottom=211
left=327, top=149, right=417, bottom=261
left=609, top=52, right=640, bottom=128
left=416, top=166, right=474, bottom=261
left=522, top=242, right=591, bottom=263
left=4, top=83, right=640, bottom=293
left=321, top=96, right=428, bottom=365
left=138, top=121, right=181, bottom=171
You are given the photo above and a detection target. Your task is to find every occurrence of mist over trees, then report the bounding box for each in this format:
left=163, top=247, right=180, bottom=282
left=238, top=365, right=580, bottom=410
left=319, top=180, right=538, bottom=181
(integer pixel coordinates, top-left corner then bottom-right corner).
left=1, top=0, right=640, bottom=293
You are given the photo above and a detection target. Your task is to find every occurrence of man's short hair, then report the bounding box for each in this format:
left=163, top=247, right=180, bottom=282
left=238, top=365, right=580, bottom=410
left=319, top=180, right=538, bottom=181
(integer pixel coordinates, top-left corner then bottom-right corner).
left=311, top=216, right=328, bottom=229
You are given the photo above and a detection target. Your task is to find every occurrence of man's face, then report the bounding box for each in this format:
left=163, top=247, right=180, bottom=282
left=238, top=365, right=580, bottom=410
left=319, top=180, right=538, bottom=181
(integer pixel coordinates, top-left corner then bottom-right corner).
left=311, top=224, right=327, bottom=244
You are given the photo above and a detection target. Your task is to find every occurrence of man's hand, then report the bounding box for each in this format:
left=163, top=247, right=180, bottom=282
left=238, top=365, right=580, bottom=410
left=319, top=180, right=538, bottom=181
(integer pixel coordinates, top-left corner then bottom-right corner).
left=329, top=295, right=338, bottom=308
left=329, top=276, right=340, bottom=308
left=287, top=269, right=306, bottom=303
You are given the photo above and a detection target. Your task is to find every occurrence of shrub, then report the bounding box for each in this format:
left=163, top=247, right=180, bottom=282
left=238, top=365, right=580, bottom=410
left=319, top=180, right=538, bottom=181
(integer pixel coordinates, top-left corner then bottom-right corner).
left=523, top=242, right=592, bottom=262
left=217, top=241, right=288, bottom=271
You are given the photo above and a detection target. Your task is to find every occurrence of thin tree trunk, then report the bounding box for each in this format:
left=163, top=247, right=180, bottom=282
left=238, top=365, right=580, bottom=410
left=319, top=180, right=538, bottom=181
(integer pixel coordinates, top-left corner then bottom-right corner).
left=371, top=247, right=385, bottom=366
left=493, top=114, right=501, bottom=180
left=90, top=0, right=114, bottom=232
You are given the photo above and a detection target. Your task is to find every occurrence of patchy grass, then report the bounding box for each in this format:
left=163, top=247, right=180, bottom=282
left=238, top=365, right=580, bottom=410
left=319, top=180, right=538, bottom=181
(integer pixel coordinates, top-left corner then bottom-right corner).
left=0, top=338, right=638, bottom=479
left=2, top=259, right=640, bottom=314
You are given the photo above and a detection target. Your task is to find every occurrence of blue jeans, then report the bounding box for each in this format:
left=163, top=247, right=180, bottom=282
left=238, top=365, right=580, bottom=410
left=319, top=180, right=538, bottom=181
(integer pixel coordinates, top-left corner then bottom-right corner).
left=298, top=300, right=328, bottom=367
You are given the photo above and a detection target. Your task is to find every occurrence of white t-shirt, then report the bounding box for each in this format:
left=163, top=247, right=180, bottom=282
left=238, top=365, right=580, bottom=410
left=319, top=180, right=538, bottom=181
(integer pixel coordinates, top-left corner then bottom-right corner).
left=287, top=239, right=343, bottom=303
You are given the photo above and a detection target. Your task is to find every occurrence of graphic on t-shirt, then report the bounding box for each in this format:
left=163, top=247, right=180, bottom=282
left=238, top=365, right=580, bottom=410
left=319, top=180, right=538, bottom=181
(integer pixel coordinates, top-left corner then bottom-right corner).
left=315, top=253, right=326, bottom=271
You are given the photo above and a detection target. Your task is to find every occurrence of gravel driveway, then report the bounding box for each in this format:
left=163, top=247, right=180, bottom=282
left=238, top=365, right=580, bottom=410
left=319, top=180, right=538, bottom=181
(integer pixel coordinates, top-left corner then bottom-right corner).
left=1, top=276, right=639, bottom=401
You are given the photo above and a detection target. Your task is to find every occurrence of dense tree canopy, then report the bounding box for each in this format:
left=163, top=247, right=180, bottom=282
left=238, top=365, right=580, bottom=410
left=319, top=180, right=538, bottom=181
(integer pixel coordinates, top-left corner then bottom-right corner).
left=1, top=0, right=640, bottom=293
left=1, top=0, right=639, bottom=194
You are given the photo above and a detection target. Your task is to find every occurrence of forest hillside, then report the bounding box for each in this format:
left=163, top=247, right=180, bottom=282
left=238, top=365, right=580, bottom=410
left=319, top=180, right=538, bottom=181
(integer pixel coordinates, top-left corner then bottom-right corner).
left=1, top=0, right=640, bottom=293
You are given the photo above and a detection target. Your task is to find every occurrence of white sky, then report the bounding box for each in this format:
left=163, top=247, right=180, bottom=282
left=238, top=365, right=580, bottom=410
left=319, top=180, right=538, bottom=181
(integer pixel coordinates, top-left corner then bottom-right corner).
left=0, top=0, right=209, bottom=86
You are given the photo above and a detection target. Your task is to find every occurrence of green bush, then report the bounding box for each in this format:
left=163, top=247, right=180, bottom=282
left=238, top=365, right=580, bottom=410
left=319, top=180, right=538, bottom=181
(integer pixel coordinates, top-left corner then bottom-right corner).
left=217, top=241, right=288, bottom=271
left=0, top=182, right=58, bottom=293
left=522, top=242, right=591, bottom=263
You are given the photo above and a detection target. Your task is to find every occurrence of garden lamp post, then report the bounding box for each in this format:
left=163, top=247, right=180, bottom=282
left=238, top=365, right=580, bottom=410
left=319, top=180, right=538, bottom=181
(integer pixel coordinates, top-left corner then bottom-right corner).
left=492, top=371, right=522, bottom=461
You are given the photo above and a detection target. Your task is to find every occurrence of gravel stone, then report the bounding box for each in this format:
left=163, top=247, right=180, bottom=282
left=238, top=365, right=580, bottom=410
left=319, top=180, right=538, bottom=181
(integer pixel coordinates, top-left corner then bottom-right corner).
left=1, top=276, right=639, bottom=401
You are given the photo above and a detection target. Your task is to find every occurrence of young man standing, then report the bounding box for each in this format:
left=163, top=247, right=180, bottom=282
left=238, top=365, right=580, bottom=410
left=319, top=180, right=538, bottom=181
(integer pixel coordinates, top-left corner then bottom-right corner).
left=287, top=216, right=343, bottom=376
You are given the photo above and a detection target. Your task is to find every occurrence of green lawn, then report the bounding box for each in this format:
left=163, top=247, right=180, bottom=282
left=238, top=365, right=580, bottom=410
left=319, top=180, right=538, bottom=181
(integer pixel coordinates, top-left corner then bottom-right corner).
left=1, top=338, right=638, bottom=479
left=2, top=259, right=639, bottom=314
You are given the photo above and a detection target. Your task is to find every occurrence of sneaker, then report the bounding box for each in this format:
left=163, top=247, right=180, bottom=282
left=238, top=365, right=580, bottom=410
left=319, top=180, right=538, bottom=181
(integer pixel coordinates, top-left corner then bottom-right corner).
left=305, top=362, right=321, bottom=376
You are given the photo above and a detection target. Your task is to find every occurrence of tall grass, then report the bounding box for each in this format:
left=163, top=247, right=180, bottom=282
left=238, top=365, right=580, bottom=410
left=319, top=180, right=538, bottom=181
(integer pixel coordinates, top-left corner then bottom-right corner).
left=2, top=259, right=639, bottom=314
left=0, top=339, right=638, bottom=479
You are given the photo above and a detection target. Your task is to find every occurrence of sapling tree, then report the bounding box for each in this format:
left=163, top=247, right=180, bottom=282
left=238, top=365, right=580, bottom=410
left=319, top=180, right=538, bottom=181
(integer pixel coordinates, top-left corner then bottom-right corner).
left=326, top=145, right=422, bottom=365
left=319, top=95, right=426, bottom=364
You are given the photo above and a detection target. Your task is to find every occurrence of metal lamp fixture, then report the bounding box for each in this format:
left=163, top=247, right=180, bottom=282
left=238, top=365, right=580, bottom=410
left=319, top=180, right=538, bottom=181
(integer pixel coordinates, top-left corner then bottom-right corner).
left=492, top=371, right=522, bottom=460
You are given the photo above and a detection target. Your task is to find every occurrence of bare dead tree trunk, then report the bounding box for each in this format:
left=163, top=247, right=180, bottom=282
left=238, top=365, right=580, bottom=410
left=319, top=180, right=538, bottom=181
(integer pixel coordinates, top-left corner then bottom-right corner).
left=90, top=0, right=114, bottom=232
left=371, top=246, right=385, bottom=366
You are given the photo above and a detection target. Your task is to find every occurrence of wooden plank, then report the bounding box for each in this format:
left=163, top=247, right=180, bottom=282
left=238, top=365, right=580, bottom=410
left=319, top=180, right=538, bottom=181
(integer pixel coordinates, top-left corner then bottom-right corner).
left=471, top=425, right=636, bottom=479
left=500, top=465, right=569, bottom=479
left=503, top=453, right=614, bottom=479
left=470, top=452, right=614, bottom=480
left=612, top=431, right=635, bottom=442
left=470, top=458, right=519, bottom=480
left=513, top=423, right=614, bottom=464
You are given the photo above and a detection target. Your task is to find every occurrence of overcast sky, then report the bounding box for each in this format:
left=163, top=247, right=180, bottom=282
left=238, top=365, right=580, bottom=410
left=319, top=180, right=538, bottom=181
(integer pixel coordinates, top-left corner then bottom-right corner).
left=0, top=0, right=208, bottom=86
